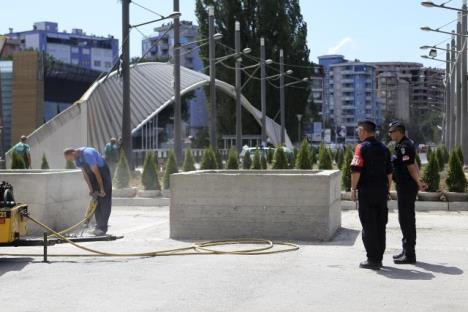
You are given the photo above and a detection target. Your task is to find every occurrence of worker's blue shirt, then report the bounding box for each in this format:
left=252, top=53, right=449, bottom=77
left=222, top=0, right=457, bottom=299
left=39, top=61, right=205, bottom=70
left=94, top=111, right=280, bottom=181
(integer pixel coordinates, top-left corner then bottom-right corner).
left=75, top=147, right=105, bottom=168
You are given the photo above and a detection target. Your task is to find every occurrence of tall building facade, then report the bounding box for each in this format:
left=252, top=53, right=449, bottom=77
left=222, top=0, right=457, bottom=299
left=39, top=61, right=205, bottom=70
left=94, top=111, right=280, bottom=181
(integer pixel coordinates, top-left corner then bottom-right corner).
left=142, top=21, right=208, bottom=134
left=0, top=60, right=13, bottom=152
left=319, top=55, right=379, bottom=144
left=6, top=22, right=118, bottom=72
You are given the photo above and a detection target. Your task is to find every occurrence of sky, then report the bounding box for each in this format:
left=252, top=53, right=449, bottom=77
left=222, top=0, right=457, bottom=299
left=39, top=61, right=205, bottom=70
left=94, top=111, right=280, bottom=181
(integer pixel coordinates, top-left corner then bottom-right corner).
left=0, top=0, right=461, bottom=69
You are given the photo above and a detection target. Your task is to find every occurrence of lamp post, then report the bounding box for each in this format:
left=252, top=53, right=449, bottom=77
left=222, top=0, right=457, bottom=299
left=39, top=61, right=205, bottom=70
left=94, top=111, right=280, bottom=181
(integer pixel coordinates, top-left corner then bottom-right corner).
left=456, top=13, right=462, bottom=147
left=279, top=49, right=285, bottom=145
left=121, top=0, right=132, bottom=166
left=450, top=33, right=456, bottom=150
left=462, top=0, right=468, bottom=162
left=260, top=37, right=267, bottom=146
left=296, top=114, right=303, bottom=142
left=173, top=0, right=182, bottom=164
left=235, top=21, right=242, bottom=152
left=208, top=6, right=217, bottom=149
left=445, top=43, right=451, bottom=148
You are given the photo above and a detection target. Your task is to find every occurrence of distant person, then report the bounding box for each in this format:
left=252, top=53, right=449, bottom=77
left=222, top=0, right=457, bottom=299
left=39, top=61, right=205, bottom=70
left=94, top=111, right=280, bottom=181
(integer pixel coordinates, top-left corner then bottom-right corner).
left=388, top=121, right=426, bottom=264
left=64, top=147, right=112, bottom=236
left=351, top=120, right=393, bottom=270
left=14, top=135, right=31, bottom=169
left=104, top=138, right=119, bottom=173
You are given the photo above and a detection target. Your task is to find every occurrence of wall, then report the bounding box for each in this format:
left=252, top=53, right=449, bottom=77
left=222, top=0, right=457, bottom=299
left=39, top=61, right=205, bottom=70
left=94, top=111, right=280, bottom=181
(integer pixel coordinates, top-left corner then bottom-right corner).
left=0, top=169, right=88, bottom=235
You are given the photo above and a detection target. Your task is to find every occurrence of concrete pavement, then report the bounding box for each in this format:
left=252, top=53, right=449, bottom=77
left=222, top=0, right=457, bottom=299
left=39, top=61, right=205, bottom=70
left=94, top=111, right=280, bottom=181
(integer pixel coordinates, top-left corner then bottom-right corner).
left=1, top=206, right=467, bottom=312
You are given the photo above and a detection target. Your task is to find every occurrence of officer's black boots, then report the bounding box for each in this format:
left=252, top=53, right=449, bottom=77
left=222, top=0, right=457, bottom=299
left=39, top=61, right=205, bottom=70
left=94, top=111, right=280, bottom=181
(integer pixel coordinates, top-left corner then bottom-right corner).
left=359, top=260, right=382, bottom=270
left=394, top=254, right=416, bottom=264
left=393, top=250, right=405, bottom=260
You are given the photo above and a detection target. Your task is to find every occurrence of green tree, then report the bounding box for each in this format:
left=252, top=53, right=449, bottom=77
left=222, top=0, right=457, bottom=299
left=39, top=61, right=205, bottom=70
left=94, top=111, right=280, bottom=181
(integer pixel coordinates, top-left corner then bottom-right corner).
left=272, top=147, right=288, bottom=169
left=41, top=153, right=50, bottom=170
left=266, top=148, right=274, bottom=164
left=295, top=139, right=311, bottom=169
left=442, top=145, right=450, bottom=164
left=455, top=146, right=464, bottom=166
left=427, top=146, right=433, bottom=162
left=309, top=147, right=317, bottom=168
left=141, top=152, right=161, bottom=190
left=113, top=150, right=131, bottom=189
left=435, top=148, right=444, bottom=172
left=242, top=150, right=252, bottom=169
left=182, top=149, right=196, bottom=172
left=341, top=148, right=353, bottom=192
left=200, top=147, right=218, bottom=170
left=163, top=151, right=179, bottom=190
left=318, top=144, right=333, bottom=169
left=446, top=151, right=467, bottom=192
left=11, top=151, right=26, bottom=169
left=65, top=159, right=76, bottom=169
left=226, top=147, right=239, bottom=169
left=251, top=149, right=262, bottom=169
left=422, top=153, right=440, bottom=192
left=195, top=0, right=314, bottom=139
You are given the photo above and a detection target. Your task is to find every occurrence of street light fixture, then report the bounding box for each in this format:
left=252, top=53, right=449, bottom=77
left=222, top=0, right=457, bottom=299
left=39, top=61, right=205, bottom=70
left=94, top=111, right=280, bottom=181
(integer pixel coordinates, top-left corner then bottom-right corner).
left=421, top=1, right=468, bottom=13
left=421, top=54, right=455, bottom=63
left=421, top=26, right=467, bottom=37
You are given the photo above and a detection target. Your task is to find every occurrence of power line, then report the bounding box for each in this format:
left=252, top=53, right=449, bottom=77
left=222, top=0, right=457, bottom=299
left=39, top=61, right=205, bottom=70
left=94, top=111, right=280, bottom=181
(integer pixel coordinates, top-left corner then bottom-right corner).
left=131, top=1, right=165, bottom=19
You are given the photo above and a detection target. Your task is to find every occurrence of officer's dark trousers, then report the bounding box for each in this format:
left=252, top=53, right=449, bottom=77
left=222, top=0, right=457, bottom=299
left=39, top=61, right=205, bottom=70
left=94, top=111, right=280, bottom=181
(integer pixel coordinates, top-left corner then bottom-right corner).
left=358, top=188, right=388, bottom=263
left=84, top=164, right=112, bottom=233
left=396, top=183, right=418, bottom=257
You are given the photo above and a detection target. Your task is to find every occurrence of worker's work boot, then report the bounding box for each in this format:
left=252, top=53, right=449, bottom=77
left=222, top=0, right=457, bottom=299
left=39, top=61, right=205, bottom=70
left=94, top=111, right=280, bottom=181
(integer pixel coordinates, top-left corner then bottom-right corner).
left=359, top=260, right=382, bottom=270
left=394, top=254, right=416, bottom=264
left=92, top=228, right=106, bottom=236
left=393, top=250, right=405, bottom=260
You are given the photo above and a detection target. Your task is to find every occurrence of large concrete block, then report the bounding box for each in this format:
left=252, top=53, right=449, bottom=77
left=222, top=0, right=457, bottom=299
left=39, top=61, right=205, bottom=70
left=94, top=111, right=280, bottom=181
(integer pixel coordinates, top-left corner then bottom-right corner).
left=0, top=170, right=88, bottom=235
left=170, top=170, right=341, bottom=241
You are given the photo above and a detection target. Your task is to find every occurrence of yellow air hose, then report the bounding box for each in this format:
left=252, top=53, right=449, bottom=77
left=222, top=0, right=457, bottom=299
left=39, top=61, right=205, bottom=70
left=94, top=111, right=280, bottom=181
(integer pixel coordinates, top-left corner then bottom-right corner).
left=0, top=204, right=299, bottom=258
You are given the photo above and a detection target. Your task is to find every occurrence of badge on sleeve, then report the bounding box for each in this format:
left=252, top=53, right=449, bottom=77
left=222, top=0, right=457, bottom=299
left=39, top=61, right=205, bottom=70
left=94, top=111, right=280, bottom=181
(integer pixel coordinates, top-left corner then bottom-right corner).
left=401, top=147, right=406, bottom=154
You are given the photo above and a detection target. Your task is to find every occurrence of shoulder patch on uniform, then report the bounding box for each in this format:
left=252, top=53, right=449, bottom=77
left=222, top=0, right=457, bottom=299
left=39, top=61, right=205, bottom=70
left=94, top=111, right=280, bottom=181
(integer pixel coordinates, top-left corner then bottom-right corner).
left=401, top=147, right=406, bottom=155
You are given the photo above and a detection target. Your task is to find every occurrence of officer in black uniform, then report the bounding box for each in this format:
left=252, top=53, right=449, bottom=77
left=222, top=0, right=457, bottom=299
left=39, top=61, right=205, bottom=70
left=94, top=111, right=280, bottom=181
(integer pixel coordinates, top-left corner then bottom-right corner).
left=351, top=120, right=393, bottom=270
left=388, top=121, right=426, bottom=264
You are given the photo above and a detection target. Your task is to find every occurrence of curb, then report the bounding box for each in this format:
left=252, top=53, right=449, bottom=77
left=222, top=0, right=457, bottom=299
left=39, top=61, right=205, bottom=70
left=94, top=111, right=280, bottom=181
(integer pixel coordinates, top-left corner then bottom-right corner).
left=341, top=200, right=468, bottom=211
left=112, top=197, right=170, bottom=207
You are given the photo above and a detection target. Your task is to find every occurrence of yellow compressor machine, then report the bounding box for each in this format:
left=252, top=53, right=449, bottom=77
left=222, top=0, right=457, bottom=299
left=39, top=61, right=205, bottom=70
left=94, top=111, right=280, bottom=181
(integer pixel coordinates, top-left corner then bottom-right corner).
left=0, top=204, right=28, bottom=244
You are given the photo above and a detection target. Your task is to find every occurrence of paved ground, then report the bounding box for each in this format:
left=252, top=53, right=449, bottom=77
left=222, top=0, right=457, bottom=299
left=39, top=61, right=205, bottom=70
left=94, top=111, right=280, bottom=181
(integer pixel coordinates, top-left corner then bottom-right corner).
left=1, top=206, right=467, bottom=312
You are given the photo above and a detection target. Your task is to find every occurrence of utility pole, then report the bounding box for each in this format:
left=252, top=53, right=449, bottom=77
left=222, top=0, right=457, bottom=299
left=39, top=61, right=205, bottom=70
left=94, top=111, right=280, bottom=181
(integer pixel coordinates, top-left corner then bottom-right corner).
left=445, top=43, right=451, bottom=149
left=121, top=0, right=132, bottom=167
left=208, top=6, right=217, bottom=149
left=260, top=37, right=267, bottom=145
left=173, top=0, right=182, bottom=163
left=450, top=32, right=456, bottom=150
left=279, top=49, right=285, bottom=145
left=461, top=0, right=468, bottom=163
left=456, top=13, right=462, bottom=147
left=235, top=21, right=242, bottom=152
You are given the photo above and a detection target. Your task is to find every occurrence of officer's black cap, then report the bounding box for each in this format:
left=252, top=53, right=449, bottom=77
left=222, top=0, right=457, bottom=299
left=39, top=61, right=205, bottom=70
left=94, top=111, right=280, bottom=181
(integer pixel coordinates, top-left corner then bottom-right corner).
left=357, top=119, right=376, bottom=132
left=388, top=120, right=405, bottom=132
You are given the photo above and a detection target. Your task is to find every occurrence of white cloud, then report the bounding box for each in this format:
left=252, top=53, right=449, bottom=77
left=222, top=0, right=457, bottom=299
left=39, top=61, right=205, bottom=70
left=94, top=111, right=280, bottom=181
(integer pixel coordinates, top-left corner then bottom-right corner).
left=328, top=37, right=353, bottom=54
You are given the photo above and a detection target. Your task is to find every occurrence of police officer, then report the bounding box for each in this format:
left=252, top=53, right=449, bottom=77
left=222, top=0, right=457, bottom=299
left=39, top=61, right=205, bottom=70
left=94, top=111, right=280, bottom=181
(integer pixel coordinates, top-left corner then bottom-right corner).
left=351, top=120, right=393, bottom=270
left=388, top=121, right=426, bottom=264
left=64, top=147, right=112, bottom=236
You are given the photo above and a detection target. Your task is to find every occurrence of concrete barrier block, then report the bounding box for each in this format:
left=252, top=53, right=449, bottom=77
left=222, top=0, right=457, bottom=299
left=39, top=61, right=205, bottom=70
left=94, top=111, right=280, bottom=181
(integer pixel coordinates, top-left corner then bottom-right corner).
left=170, top=170, right=341, bottom=241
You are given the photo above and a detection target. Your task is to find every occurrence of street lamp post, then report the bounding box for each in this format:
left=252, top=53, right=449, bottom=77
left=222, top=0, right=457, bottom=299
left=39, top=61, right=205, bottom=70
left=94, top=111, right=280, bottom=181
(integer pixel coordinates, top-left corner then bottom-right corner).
left=279, top=49, right=285, bottom=145
left=456, top=13, right=462, bottom=147
left=445, top=43, right=451, bottom=148
left=208, top=6, right=217, bottom=149
left=462, top=0, right=468, bottom=162
left=173, top=0, right=182, bottom=164
left=121, top=0, right=132, bottom=167
left=450, top=33, right=456, bottom=150
left=235, top=21, right=242, bottom=152
left=260, top=37, right=267, bottom=146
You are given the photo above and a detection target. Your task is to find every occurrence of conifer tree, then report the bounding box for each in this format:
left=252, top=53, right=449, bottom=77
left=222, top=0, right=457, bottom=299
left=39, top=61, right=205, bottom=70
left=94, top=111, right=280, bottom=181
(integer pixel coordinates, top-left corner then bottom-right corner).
left=113, top=150, right=131, bottom=189
left=295, top=139, right=311, bottom=169
left=182, top=149, right=196, bottom=172
left=163, top=150, right=179, bottom=189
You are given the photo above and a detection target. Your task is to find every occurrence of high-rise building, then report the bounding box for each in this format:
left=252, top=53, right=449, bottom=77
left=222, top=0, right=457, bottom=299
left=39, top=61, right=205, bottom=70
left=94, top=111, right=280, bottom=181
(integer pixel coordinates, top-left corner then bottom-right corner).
left=6, top=22, right=118, bottom=72
left=142, top=21, right=208, bottom=134
left=318, top=55, right=379, bottom=144
left=0, top=60, right=13, bottom=152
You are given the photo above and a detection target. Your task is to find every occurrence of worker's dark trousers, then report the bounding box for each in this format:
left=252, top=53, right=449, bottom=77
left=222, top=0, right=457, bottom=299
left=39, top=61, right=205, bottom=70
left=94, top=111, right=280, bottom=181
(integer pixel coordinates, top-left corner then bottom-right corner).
left=396, top=183, right=418, bottom=257
left=358, top=188, right=388, bottom=263
left=84, top=163, right=112, bottom=233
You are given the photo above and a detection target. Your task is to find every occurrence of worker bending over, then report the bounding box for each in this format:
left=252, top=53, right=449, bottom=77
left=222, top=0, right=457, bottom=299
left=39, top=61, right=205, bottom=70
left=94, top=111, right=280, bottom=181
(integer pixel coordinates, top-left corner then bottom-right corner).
left=64, top=147, right=112, bottom=236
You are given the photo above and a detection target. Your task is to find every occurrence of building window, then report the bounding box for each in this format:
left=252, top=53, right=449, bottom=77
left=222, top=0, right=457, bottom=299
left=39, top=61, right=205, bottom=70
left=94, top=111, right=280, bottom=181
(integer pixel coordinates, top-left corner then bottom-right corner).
left=94, top=60, right=101, bottom=67
left=105, top=61, right=112, bottom=68
left=71, top=58, right=79, bottom=65
left=82, top=49, right=90, bottom=55
left=71, top=47, right=79, bottom=53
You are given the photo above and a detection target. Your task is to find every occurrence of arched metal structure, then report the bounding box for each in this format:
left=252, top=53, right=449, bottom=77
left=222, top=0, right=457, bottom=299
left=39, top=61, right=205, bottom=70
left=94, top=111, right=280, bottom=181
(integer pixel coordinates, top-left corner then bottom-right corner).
left=81, top=62, right=292, bottom=149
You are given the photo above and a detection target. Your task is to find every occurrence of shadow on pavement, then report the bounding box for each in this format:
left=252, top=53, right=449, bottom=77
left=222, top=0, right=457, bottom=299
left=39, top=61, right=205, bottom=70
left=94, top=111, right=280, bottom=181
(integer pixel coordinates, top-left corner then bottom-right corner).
left=377, top=266, right=435, bottom=280
left=415, top=262, right=464, bottom=275
left=0, top=257, right=33, bottom=277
